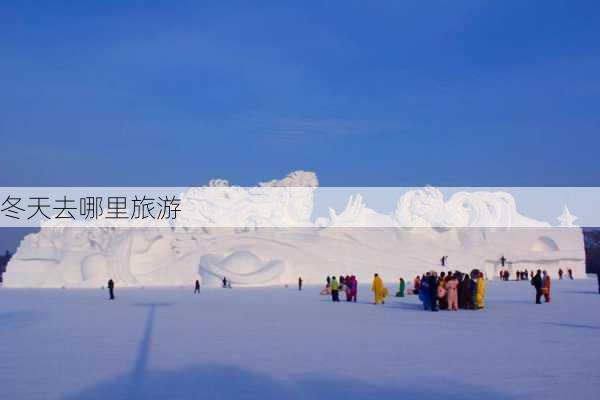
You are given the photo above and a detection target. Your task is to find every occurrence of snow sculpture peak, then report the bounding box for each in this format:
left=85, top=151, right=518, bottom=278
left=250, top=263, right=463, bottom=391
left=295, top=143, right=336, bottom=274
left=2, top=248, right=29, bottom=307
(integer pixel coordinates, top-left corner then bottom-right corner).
left=208, top=179, right=230, bottom=187
left=557, top=205, right=578, bottom=227
left=259, top=170, right=319, bottom=187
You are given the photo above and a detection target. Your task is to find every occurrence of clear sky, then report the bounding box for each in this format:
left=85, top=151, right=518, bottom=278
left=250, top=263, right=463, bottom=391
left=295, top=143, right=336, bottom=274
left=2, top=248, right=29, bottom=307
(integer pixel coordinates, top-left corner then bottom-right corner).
left=1, top=0, right=599, bottom=188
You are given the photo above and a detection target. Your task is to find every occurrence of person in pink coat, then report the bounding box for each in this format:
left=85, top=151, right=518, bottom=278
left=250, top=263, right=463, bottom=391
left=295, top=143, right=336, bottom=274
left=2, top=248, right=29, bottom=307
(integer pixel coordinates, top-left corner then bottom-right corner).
left=444, top=273, right=459, bottom=311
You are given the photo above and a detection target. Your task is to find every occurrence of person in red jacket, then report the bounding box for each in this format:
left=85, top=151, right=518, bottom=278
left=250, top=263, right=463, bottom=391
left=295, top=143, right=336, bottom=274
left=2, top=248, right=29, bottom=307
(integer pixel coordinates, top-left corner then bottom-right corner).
left=542, top=271, right=551, bottom=303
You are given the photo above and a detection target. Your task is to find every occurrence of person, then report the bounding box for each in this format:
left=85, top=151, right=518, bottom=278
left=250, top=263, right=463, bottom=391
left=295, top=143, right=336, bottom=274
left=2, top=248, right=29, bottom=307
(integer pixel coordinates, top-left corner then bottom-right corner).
left=107, top=278, right=115, bottom=300
left=531, top=270, right=543, bottom=304
left=396, top=278, right=405, bottom=297
left=475, top=272, right=486, bottom=309
left=194, top=280, right=200, bottom=294
left=568, top=268, right=573, bottom=279
left=349, top=275, right=358, bottom=302
left=445, top=273, right=459, bottom=311
left=222, top=277, right=228, bottom=288
left=501, top=255, right=506, bottom=267
left=542, top=271, right=551, bottom=303
left=371, top=273, right=387, bottom=305
left=558, top=268, right=563, bottom=280
left=429, top=272, right=439, bottom=311
left=342, top=275, right=349, bottom=301
left=331, top=276, right=339, bottom=302
left=326, top=276, right=331, bottom=288
left=459, top=274, right=472, bottom=309
left=437, top=272, right=447, bottom=310
left=298, top=277, right=303, bottom=291
left=419, top=273, right=430, bottom=310
left=516, top=270, right=521, bottom=281
left=413, top=276, right=421, bottom=294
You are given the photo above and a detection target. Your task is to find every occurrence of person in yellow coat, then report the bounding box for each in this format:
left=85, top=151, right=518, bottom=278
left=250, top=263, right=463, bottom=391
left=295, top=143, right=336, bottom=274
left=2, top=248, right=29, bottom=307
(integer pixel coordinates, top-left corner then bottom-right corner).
left=475, top=272, right=486, bottom=309
left=372, top=273, right=388, bottom=304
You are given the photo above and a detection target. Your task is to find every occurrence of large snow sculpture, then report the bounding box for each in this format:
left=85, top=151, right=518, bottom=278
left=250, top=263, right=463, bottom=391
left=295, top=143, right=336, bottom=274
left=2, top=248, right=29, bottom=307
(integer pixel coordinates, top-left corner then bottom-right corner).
left=3, top=171, right=587, bottom=287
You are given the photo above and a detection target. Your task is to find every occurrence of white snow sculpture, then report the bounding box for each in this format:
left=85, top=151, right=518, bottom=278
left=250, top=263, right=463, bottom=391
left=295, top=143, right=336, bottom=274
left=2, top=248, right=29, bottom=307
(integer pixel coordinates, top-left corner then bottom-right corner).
left=199, top=251, right=285, bottom=287
left=557, top=205, right=578, bottom=228
left=3, top=171, right=587, bottom=287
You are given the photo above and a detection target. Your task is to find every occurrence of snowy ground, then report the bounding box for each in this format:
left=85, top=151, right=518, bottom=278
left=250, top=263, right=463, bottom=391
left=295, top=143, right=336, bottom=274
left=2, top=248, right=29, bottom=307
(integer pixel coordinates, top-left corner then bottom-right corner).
left=1, top=279, right=599, bottom=400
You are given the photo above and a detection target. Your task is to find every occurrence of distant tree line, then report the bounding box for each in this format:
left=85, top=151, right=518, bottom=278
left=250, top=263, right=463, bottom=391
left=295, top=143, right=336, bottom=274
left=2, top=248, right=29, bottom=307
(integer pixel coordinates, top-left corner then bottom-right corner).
left=0, top=250, right=12, bottom=283
left=584, top=228, right=600, bottom=274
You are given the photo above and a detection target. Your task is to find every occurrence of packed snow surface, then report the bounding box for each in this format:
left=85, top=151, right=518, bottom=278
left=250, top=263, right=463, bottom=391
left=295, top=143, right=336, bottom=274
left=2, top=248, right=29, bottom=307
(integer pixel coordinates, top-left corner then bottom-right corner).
left=1, top=279, right=599, bottom=400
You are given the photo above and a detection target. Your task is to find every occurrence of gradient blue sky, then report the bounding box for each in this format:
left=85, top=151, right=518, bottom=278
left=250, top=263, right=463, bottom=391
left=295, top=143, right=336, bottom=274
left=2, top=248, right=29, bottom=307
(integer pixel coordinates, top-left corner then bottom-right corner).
left=1, top=0, right=599, bottom=188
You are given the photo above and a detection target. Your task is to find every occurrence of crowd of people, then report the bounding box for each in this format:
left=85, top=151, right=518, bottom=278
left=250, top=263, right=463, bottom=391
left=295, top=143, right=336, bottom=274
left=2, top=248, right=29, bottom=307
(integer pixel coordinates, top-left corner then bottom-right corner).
left=410, top=270, right=486, bottom=311
left=103, top=265, right=598, bottom=304
left=321, top=275, right=359, bottom=302
left=499, top=268, right=574, bottom=281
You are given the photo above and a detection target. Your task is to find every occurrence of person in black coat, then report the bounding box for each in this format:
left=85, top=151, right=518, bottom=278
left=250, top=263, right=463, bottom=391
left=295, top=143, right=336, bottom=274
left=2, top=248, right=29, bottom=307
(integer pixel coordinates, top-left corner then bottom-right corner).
left=428, top=274, right=439, bottom=311
left=298, top=277, right=303, bottom=291
left=459, top=274, right=472, bottom=309
left=531, top=270, right=543, bottom=304
left=107, top=279, right=115, bottom=300
left=194, top=280, right=200, bottom=294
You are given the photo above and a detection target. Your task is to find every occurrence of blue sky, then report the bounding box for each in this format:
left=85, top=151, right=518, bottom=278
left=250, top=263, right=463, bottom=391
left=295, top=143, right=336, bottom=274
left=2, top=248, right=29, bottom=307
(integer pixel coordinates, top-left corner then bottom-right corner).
left=1, top=0, right=599, bottom=187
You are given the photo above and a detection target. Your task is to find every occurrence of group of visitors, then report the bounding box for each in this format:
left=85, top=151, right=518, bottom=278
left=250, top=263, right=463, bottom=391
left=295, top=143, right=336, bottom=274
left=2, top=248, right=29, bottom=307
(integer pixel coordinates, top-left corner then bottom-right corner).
left=413, top=270, right=486, bottom=311
left=530, top=270, right=552, bottom=304
left=558, top=268, right=574, bottom=280
left=322, top=275, right=358, bottom=302
left=498, top=268, right=574, bottom=281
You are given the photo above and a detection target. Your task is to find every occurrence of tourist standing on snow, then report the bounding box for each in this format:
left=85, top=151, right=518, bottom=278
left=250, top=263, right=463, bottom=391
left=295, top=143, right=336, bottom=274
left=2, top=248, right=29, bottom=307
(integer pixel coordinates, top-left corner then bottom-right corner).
left=475, top=272, right=486, bottom=309
left=326, top=276, right=331, bottom=288
left=350, top=275, right=358, bottom=302
left=531, top=270, right=543, bottom=304
left=371, top=273, right=387, bottom=304
left=107, top=279, right=115, bottom=300
left=445, top=273, right=459, bottom=311
left=459, top=274, right=472, bottom=309
left=558, top=268, right=563, bottom=280
left=542, top=271, right=551, bottom=303
left=194, top=280, right=200, bottom=294
left=470, top=272, right=478, bottom=308
left=437, top=272, right=448, bottom=310
left=330, top=276, right=339, bottom=302
left=419, top=274, right=430, bottom=309
left=427, top=272, right=439, bottom=311
left=413, top=276, right=421, bottom=295
left=222, top=277, right=227, bottom=288
left=568, top=268, right=573, bottom=279
left=396, top=278, right=405, bottom=297
left=298, top=277, right=303, bottom=291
